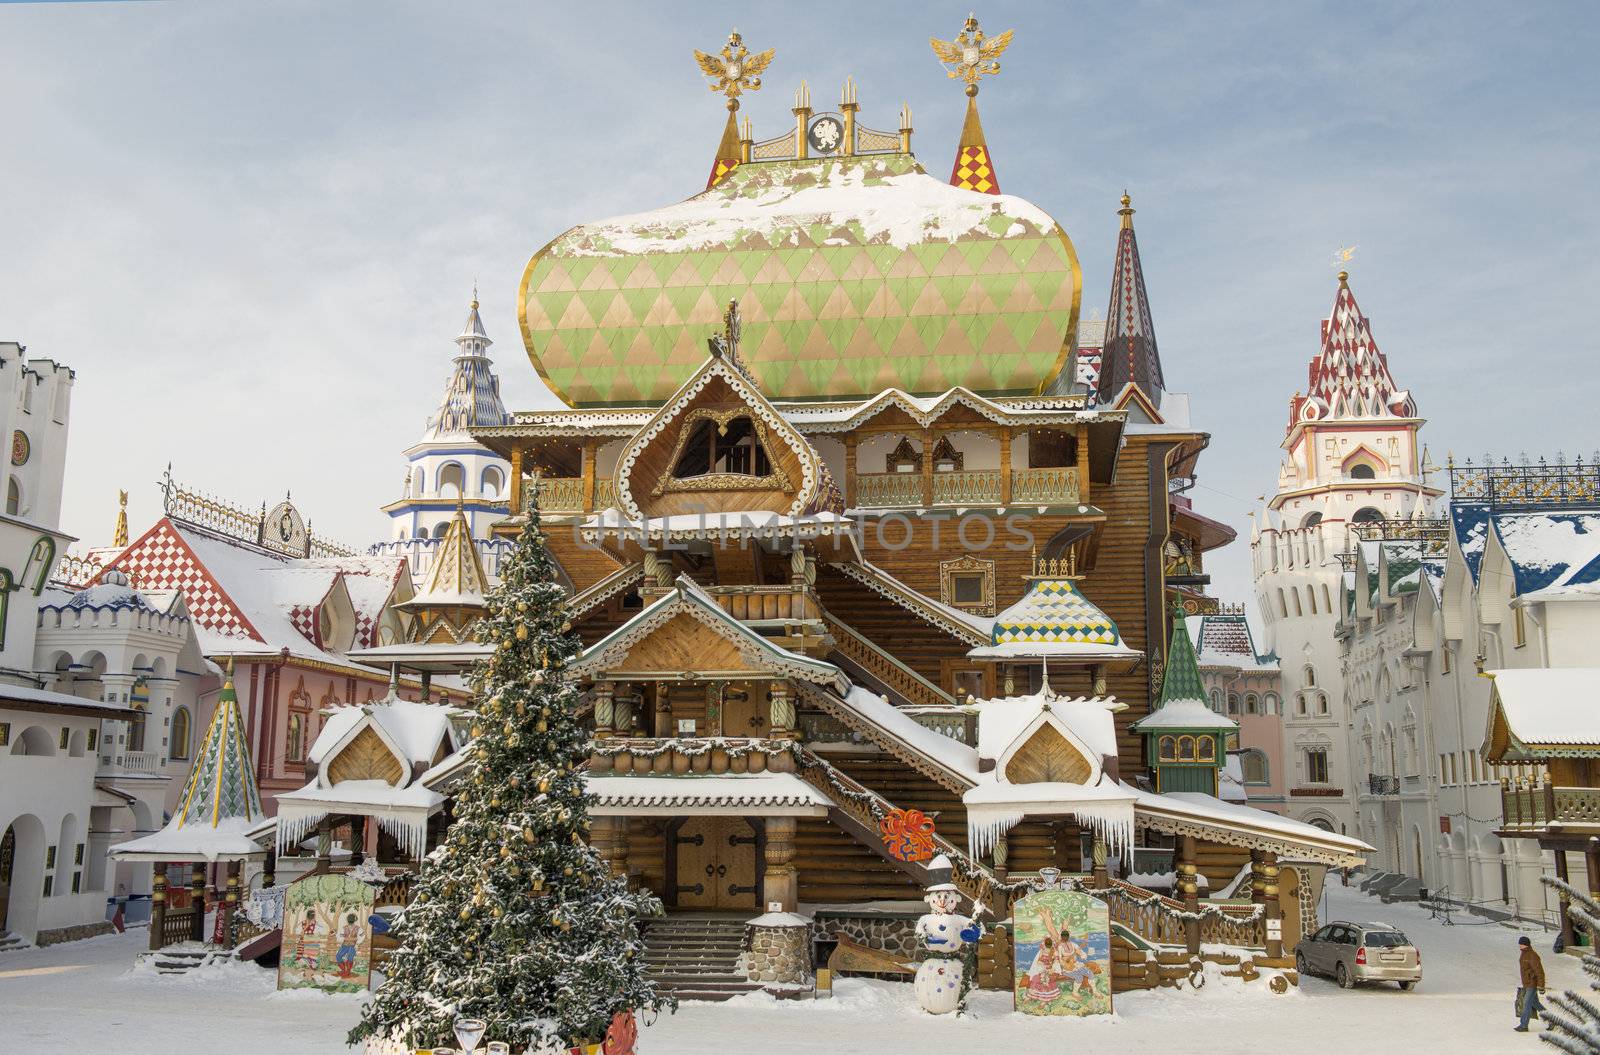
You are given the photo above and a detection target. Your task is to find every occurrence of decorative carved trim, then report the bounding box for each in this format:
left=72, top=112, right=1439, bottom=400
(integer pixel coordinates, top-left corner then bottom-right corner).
left=568, top=564, right=645, bottom=619
left=651, top=408, right=793, bottom=496
left=939, top=555, right=995, bottom=616
left=1134, top=808, right=1363, bottom=867
left=885, top=436, right=922, bottom=474
left=612, top=358, right=820, bottom=521
left=930, top=436, right=964, bottom=472
left=796, top=682, right=970, bottom=795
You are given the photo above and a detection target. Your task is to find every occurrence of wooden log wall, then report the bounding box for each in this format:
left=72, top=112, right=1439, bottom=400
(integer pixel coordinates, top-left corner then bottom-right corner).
left=795, top=818, right=924, bottom=903
left=622, top=818, right=668, bottom=896
left=1195, top=839, right=1253, bottom=893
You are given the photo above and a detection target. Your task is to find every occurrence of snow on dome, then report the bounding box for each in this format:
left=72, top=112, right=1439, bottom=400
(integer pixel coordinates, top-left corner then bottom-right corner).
left=64, top=568, right=158, bottom=613
left=519, top=152, right=1082, bottom=406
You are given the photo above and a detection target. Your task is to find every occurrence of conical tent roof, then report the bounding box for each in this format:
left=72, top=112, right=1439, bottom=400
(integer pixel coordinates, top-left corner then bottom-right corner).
left=405, top=505, right=490, bottom=610
left=110, top=677, right=266, bottom=862
left=1132, top=604, right=1237, bottom=733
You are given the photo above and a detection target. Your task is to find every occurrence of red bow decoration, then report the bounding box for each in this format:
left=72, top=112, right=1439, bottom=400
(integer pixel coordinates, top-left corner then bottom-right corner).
left=879, top=807, right=938, bottom=862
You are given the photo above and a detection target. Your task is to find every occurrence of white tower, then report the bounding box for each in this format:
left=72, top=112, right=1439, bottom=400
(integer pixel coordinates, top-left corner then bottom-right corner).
left=1252, top=271, right=1437, bottom=835
left=372, top=292, right=515, bottom=582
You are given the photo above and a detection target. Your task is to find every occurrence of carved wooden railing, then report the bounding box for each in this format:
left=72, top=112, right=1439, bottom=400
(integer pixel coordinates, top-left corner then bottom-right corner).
left=1097, top=877, right=1266, bottom=950
left=1503, top=782, right=1600, bottom=830
left=823, top=614, right=957, bottom=710
left=1010, top=467, right=1080, bottom=505
left=899, top=705, right=977, bottom=745
left=855, top=472, right=925, bottom=508
left=160, top=908, right=196, bottom=948
left=932, top=470, right=1003, bottom=506
left=525, top=476, right=618, bottom=514
left=708, top=585, right=820, bottom=623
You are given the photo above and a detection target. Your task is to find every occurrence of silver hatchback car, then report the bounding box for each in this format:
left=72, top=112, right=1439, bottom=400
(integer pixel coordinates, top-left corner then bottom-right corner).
left=1295, top=921, right=1421, bottom=990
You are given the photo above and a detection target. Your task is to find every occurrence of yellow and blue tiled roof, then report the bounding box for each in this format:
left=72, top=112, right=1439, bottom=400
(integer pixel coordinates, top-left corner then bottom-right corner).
left=991, top=579, right=1123, bottom=647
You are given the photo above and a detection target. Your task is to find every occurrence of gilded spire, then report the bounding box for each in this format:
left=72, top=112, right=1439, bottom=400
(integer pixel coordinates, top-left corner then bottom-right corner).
left=173, top=675, right=264, bottom=829
left=696, top=29, right=771, bottom=190
left=425, top=290, right=510, bottom=439
left=934, top=15, right=1012, bottom=196
left=113, top=489, right=129, bottom=548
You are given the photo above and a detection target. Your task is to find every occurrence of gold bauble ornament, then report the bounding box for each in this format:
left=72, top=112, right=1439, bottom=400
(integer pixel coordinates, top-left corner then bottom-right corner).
left=516, top=624, right=529, bottom=641
left=459, top=907, right=472, bottom=920
left=538, top=777, right=550, bottom=793
left=522, top=826, right=535, bottom=843
left=499, top=844, right=511, bottom=859
left=563, top=865, right=574, bottom=877
left=536, top=720, right=547, bottom=733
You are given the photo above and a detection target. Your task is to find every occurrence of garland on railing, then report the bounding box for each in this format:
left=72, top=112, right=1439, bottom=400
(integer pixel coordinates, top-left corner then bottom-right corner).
left=589, top=737, right=796, bottom=760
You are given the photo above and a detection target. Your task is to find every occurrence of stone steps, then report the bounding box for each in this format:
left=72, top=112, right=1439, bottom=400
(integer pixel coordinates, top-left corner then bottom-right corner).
left=0, top=931, right=31, bottom=955
left=142, top=947, right=238, bottom=976
left=642, top=917, right=757, bottom=1002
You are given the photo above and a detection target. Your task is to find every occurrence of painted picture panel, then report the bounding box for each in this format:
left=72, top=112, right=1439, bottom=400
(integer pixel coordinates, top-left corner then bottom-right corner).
left=276, top=873, right=377, bottom=994
left=1012, top=889, right=1112, bottom=1016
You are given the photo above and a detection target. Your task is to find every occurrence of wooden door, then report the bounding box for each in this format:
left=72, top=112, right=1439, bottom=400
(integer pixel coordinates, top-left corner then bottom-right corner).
left=674, top=817, right=759, bottom=910
left=719, top=683, right=766, bottom=738
left=1279, top=866, right=1304, bottom=951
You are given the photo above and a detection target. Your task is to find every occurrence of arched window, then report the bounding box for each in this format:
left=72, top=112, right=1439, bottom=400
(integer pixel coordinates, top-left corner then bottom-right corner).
left=1352, top=506, right=1385, bottom=524
left=481, top=466, right=504, bottom=500
left=1348, top=464, right=1376, bottom=480
left=411, top=467, right=425, bottom=495
left=1277, top=589, right=1288, bottom=618
left=1226, top=693, right=1240, bottom=715
left=169, top=707, right=191, bottom=761
left=438, top=462, right=466, bottom=498
left=1291, top=590, right=1303, bottom=617
left=1245, top=693, right=1260, bottom=715
left=1303, top=665, right=1317, bottom=688
left=672, top=414, right=773, bottom=480
left=1241, top=749, right=1269, bottom=784
left=286, top=712, right=305, bottom=763
left=1197, top=736, right=1215, bottom=762
left=1177, top=735, right=1197, bottom=762
left=5, top=477, right=19, bottom=516
left=125, top=678, right=149, bottom=751
left=433, top=523, right=451, bottom=539
left=1307, top=587, right=1318, bottom=615
left=1264, top=692, right=1279, bottom=715
left=1322, top=584, right=1333, bottom=611
left=1302, top=511, right=1323, bottom=529
left=10, top=725, right=55, bottom=756
left=1317, top=692, right=1330, bottom=715
left=1158, top=735, right=1177, bottom=762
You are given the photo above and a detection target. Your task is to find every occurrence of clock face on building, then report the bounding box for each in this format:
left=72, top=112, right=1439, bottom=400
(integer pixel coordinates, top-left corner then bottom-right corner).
left=10, top=430, right=28, bottom=467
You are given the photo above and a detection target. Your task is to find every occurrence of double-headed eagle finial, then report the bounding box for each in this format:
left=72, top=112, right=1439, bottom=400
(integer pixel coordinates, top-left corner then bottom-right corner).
left=930, top=14, right=1014, bottom=97
left=694, top=29, right=775, bottom=111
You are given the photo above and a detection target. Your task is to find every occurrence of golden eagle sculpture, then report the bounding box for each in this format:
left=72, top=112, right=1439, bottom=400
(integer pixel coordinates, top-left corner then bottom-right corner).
left=694, top=29, right=774, bottom=109
left=930, top=15, right=1014, bottom=96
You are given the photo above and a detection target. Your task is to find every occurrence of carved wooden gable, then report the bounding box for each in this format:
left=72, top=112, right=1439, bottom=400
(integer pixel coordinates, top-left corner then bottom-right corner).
left=613, top=356, right=830, bottom=520
left=1004, top=723, right=1094, bottom=785
left=326, top=726, right=405, bottom=786
left=607, top=612, right=754, bottom=675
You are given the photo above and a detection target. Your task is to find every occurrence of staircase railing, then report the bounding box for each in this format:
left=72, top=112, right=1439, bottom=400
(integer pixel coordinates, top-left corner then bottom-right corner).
left=1097, top=877, right=1266, bottom=949
left=790, top=747, right=1027, bottom=914
left=824, top=614, right=957, bottom=710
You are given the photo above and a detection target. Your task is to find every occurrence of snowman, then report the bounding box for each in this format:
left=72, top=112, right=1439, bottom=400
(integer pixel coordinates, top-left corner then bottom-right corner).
left=913, top=855, right=984, bottom=1014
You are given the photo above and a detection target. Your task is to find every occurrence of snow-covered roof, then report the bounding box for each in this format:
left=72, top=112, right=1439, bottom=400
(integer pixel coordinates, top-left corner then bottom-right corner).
left=347, top=641, right=495, bottom=673
left=308, top=695, right=460, bottom=773
left=1190, top=613, right=1276, bottom=671
left=1131, top=697, right=1239, bottom=732
left=0, top=681, right=136, bottom=718
left=1484, top=668, right=1600, bottom=757
left=1492, top=512, right=1600, bottom=596
left=974, top=690, right=1123, bottom=764
left=573, top=575, right=849, bottom=692
left=838, top=684, right=980, bottom=784
left=584, top=773, right=832, bottom=816
left=112, top=678, right=266, bottom=862
left=963, top=778, right=1137, bottom=860
left=1124, top=782, right=1372, bottom=864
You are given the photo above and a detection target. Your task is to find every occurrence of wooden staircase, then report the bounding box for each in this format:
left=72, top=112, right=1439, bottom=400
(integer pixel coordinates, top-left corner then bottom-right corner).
left=641, top=915, right=764, bottom=1002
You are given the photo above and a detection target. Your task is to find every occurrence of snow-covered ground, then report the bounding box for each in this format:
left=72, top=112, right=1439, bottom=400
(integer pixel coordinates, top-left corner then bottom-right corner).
left=1, top=884, right=1581, bottom=1053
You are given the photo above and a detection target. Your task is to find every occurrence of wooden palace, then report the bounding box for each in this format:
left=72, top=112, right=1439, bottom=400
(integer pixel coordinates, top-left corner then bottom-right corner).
left=448, top=23, right=1372, bottom=994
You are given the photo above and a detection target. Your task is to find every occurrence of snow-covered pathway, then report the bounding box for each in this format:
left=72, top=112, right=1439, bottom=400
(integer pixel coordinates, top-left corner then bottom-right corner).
left=0, top=884, right=1581, bottom=1053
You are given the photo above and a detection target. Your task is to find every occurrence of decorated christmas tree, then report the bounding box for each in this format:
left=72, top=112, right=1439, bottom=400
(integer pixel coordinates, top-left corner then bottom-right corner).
left=1542, top=877, right=1600, bottom=1053
left=351, top=502, right=671, bottom=1052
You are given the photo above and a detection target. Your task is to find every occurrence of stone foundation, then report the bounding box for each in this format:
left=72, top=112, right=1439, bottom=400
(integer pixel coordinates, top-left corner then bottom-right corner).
left=814, top=911, right=919, bottom=960
left=37, top=920, right=115, bottom=947
left=746, top=918, right=812, bottom=985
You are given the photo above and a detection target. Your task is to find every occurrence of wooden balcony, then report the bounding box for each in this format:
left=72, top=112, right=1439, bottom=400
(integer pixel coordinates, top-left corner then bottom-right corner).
left=1501, top=781, right=1600, bottom=834
left=854, top=467, right=1081, bottom=509
left=523, top=476, right=617, bottom=514
left=706, top=585, right=821, bottom=623
left=590, top=736, right=790, bottom=775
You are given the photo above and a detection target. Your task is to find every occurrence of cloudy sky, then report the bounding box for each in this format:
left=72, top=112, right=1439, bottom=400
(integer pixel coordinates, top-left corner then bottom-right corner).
left=2, top=1, right=1597, bottom=609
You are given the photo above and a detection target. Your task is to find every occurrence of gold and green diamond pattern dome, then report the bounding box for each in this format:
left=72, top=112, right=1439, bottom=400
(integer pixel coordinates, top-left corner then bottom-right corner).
left=519, top=153, right=1082, bottom=406
left=992, top=579, right=1123, bottom=647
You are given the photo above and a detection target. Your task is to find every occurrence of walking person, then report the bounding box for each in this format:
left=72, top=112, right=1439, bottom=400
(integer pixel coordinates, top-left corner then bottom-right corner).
left=1515, top=935, right=1546, bottom=1033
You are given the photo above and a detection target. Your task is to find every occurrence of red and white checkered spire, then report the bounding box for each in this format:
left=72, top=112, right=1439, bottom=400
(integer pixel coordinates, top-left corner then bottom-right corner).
left=1287, top=271, right=1414, bottom=434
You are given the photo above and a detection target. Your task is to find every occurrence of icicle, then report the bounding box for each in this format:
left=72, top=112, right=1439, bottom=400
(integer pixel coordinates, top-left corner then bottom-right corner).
left=275, top=808, right=327, bottom=855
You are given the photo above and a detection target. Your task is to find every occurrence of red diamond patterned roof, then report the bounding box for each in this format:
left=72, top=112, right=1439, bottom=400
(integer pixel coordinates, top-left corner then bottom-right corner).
left=1289, top=275, right=1414, bottom=433
left=106, top=519, right=261, bottom=641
